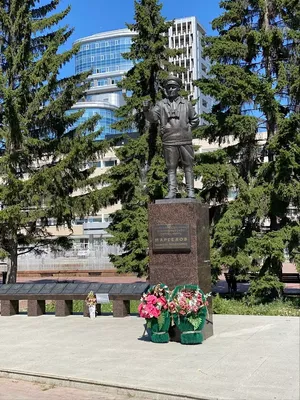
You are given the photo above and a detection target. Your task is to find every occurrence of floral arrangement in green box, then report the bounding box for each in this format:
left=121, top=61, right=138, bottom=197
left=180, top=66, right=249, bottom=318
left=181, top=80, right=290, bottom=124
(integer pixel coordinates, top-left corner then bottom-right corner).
left=138, top=284, right=170, bottom=343
left=169, top=285, right=210, bottom=344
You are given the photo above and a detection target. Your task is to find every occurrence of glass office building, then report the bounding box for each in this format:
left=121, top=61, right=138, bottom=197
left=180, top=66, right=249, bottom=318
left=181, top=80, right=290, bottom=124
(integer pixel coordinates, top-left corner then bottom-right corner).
left=75, top=34, right=133, bottom=75
left=72, top=18, right=212, bottom=139
left=69, top=104, right=120, bottom=139
left=72, top=29, right=134, bottom=140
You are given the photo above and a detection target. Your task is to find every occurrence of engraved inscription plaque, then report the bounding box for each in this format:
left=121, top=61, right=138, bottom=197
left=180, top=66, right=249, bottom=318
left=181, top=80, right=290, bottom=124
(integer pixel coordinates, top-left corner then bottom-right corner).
left=152, top=224, right=191, bottom=252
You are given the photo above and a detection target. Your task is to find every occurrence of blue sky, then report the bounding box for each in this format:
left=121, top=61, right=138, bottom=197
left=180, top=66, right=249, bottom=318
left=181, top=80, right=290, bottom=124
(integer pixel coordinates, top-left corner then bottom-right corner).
left=55, top=0, right=222, bottom=76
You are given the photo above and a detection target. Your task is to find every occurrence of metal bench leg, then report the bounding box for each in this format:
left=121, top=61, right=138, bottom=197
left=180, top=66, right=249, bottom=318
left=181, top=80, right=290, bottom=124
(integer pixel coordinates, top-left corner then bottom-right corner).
left=1, top=300, right=19, bottom=316
left=113, top=300, right=130, bottom=317
left=55, top=300, right=72, bottom=316
left=28, top=300, right=45, bottom=316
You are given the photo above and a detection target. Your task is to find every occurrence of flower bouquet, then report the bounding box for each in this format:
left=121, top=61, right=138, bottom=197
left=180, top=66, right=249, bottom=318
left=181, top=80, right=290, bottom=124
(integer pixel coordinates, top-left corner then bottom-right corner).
left=138, top=284, right=170, bottom=343
left=169, top=285, right=209, bottom=344
left=85, top=291, right=97, bottom=319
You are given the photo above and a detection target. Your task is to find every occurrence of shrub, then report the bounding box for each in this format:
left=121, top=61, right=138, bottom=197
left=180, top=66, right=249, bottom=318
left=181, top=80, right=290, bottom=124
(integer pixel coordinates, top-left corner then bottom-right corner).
left=248, top=274, right=284, bottom=304
left=213, top=294, right=300, bottom=316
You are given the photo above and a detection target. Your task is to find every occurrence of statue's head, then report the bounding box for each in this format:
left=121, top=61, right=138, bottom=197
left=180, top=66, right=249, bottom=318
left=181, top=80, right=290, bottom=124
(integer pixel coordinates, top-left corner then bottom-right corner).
left=163, top=75, right=182, bottom=100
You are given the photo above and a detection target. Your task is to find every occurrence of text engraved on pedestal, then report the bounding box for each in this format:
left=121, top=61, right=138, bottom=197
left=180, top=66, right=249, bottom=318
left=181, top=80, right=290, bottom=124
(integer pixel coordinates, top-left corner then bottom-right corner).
left=152, top=224, right=191, bottom=252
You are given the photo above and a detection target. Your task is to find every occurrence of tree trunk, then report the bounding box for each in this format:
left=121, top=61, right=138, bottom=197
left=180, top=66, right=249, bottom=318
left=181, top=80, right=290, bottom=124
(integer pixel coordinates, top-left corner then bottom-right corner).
left=6, top=237, right=18, bottom=283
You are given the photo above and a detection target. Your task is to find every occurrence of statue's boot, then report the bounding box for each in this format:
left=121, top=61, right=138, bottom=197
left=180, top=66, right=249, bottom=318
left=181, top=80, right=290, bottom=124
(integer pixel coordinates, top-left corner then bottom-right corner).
left=185, top=168, right=195, bottom=198
left=165, top=170, right=177, bottom=199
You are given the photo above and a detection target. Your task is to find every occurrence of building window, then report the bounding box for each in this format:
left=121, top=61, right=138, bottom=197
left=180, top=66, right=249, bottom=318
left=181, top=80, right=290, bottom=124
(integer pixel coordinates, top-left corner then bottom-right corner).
left=202, top=99, right=208, bottom=108
left=105, top=41, right=109, bottom=47
left=80, top=239, right=89, bottom=249
left=103, top=214, right=112, bottom=223
left=228, top=188, right=238, bottom=200
left=104, top=160, right=117, bottom=167
left=115, top=39, right=119, bottom=45
left=75, top=219, right=85, bottom=225
left=201, top=63, right=207, bottom=73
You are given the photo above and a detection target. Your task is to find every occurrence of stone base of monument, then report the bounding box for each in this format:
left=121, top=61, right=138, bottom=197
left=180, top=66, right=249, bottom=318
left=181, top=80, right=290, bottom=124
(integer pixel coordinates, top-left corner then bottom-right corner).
left=148, top=199, right=213, bottom=340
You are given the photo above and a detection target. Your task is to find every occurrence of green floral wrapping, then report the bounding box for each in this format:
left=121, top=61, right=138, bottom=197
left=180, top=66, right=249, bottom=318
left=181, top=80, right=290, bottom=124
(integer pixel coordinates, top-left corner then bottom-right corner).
left=170, top=285, right=208, bottom=345
left=147, top=311, right=171, bottom=343
left=139, top=283, right=171, bottom=343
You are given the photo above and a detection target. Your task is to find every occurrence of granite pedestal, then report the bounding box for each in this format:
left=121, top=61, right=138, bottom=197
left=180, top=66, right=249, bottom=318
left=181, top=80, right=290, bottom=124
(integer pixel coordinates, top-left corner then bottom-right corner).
left=148, top=199, right=213, bottom=339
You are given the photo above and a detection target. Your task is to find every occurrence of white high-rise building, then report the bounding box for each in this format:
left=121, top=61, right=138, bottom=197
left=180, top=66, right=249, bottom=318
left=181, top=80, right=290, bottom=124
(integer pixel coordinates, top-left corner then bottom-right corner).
left=167, top=16, right=212, bottom=122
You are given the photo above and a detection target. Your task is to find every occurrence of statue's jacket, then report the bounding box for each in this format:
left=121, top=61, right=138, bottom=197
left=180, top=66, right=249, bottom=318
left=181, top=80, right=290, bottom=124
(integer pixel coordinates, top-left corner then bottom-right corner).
left=144, top=97, right=199, bottom=146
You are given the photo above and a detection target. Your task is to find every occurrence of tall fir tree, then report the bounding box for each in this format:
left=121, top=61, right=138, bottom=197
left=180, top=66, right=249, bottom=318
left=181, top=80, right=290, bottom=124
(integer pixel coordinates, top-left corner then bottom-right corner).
left=98, top=0, right=182, bottom=276
left=195, top=0, right=300, bottom=301
left=0, top=0, right=109, bottom=283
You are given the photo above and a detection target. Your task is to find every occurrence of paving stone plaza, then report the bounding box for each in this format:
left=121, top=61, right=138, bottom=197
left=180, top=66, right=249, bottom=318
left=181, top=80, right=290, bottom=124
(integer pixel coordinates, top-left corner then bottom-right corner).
left=0, top=314, right=299, bottom=400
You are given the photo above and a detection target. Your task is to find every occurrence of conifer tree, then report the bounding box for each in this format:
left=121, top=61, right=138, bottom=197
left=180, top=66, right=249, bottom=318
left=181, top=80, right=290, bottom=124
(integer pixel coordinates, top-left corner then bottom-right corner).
left=195, top=0, right=300, bottom=301
left=99, top=0, right=182, bottom=276
left=0, top=0, right=109, bottom=283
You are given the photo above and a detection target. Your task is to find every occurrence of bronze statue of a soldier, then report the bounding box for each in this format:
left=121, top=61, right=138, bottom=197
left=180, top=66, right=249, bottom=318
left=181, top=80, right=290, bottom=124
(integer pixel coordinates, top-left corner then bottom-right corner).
left=143, top=75, right=199, bottom=199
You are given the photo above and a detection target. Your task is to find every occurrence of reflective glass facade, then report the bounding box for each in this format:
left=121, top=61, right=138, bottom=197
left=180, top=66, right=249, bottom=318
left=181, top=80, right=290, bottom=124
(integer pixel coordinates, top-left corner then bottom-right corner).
left=90, top=75, right=123, bottom=89
left=69, top=107, right=121, bottom=140
left=75, top=37, right=133, bottom=75
left=72, top=32, right=135, bottom=140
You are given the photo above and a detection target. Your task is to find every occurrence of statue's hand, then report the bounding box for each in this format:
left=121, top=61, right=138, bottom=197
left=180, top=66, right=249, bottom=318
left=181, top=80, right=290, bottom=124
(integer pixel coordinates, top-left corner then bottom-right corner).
left=143, top=100, right=151, bottom=111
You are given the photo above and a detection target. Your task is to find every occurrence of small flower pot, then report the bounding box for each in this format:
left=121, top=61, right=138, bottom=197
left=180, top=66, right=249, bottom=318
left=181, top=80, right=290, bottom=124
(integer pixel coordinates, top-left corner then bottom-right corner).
left=89, top=305, right=96, bottom=319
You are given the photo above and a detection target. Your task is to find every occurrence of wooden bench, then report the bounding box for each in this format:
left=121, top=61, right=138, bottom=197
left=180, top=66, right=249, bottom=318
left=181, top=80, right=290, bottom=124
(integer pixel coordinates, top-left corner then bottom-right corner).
left=0, top=282, right=149, bottom=318
left=281, top=273, right=300, bottom=283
